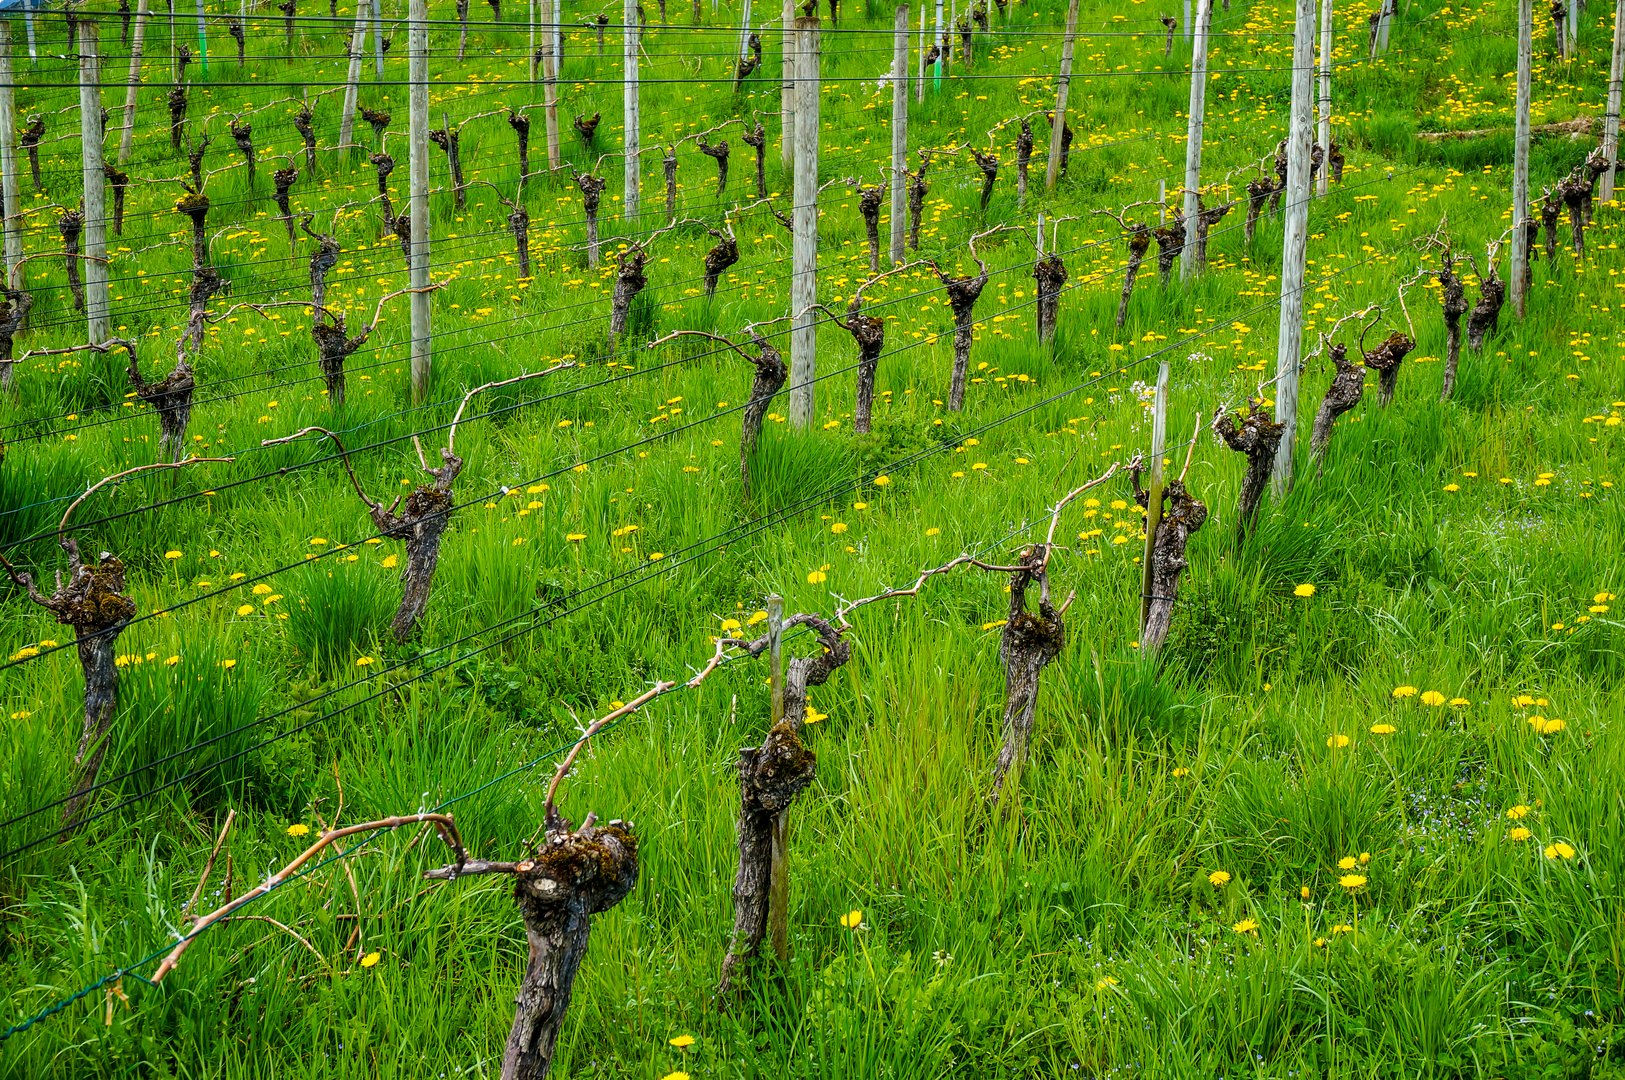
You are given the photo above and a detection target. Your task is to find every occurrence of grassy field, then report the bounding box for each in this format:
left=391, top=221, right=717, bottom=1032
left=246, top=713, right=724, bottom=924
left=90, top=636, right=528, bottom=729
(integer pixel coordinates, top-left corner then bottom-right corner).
left=0, top=0, right=1622, bottom=1074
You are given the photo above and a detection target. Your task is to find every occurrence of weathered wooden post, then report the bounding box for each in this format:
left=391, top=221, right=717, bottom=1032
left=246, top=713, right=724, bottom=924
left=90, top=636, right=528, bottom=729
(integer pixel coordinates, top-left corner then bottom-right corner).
left=1269, top=0, right=1316, bottom=497
left=1139, top=361, right=1168, bottom=641
left=0, top=23, right=21, bottom=291
left=1605, top=0, right=1625, bottom=201
left=890, top=4, right=909, bottom=264
left=80, top=22, right=110, bottom=344
left=340, top=0, right=370, bottom=148
left=789, top=16, right=820, bottom=428
left=409, top=0, right=432, bottom=401
left=1045, top=0, right=1079, bottom=190
left=1179, top=0, right=1211, bottom=280
left=624, top=0, right=640, bottom=220
left=1511, top=0, right=1532, bottom=315
left=1317, top=0, right=1333, bottom=196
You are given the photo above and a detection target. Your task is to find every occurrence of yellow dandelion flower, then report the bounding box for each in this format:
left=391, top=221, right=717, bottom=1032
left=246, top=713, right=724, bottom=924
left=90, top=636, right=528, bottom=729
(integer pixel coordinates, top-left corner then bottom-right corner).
left=359, top=952, right=381, bottom=968
left=1392, top=685, right=1418, bottom=699
left=1208, top=870, right=1232, bottom=888
left=839, top=909, right=863, bottom=929
left=1543, top=841, right=1576, bottom=860
left=668, top=1035, right=696, bottom=1049
left=287, top=823, right=310, bottom=837
left=1339, top=874, right=1367, bottom=890
left=1293, top=583, right=1316, bottom=597
left=1369, top=723, right=1397, bottom=735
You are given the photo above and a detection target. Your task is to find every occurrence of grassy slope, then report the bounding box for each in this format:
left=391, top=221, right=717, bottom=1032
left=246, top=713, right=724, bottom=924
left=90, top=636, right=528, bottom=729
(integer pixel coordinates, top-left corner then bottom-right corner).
left=0, top=0, right=1622, bottom=1075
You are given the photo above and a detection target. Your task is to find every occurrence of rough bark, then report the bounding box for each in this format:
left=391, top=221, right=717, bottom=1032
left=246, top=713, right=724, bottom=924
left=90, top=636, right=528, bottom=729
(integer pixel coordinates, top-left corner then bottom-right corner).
left=278, top=0, right=296, bottom=53
left=720, top=617, right=849, bottom=997
left=1192, top=197, right=1231, bottom=271
left=1310, top=342, right=1362, bottom=473
left=1162, top=14, right=1176, bottom=54
left=126, top=345, right=195, bottom=461
left=509, top=110, right=532, bottom=177
left=958, top=17, right=972, bottom=64
left=1213, top=399, right=1283, bottom=535
left=227, top=16, right=245, bottom=64
left=370, top=152, right=397, bottom=227
left=743, top=122, right=768, bottom=200
left=1466, top=268, right=1504, bottom=351
left=1327, top=141, right=1345, bottom=183
left=703, top=231, right=740, bottom=299
left=104, top=164, right=130, bottom=237
left=295, top=102, right=318, bottom=172
left=932, top=256, right=990, bottom=412
left=311, top=308, right=379, bottom=407
left=1033, top=253, right=1066, bottom=344
left=973, top=150, right=998, bottom=213
left=0, top=287, right=32, bottom=391
left=609, top=248, right=648, bottom=338
left=1244, top=177, right=1275, bottom=245
left=1014, top=119, right=1033, bottom=206
left=230, top=118, right=256, bottom=185
left=907, top=158, right=930, bottom=251
left=1270, top=138, right=1288, bottom=212
left=1540, top=189, right=1562, bottom=262
left=830, top=295, right=885, bottom=433
left=509, top=203, right=532, bottom=278
left=1116, top=227, right=1150, bottom=328
left=856, top=183, right=885, bottom=274
left=1133, top=471, right=1207, bottom=652
left=1152, top=212, right=1185, bottom=287
left=1560, top=175, right=1589, bottom=257
left=367, top=450, right=463, bottom=640
left=457, top=0, right=470, bottom=58
left=1046, top=111, right=1073, bottom=177
left=736, top=330, right=787, bottom=492
left=734, top=32, right=763, bottom=89
left=273, top=167, right=299, bottom=248
left=1438, top=251, right=1468, bottom=401
left=574, top=171, right=607, bottom=269
left=430, top=124, right=466, bottom=210
left=187, top=136, right=211, bottom=191
left=986, top=547, right=1065, bottom=809
left=700, top=139, right=730, bottom=195
left=58, top=210, right=85, bottom=313
left=1361, top=329, right=1415, bottom=407
left=7, top=542, right=137, bottom=832
left=304, top=218, right=340, bottom=316
left=662, top=148, right=679, bottom=219
left=19, top=115, right=43, bottom=191
left=168, top=87, right=188, bottom=153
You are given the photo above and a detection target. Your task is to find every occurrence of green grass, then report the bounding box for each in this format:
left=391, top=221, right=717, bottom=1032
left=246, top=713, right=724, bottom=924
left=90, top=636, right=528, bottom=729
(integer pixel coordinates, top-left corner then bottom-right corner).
left=0, top=0, right=1623, bottom=1075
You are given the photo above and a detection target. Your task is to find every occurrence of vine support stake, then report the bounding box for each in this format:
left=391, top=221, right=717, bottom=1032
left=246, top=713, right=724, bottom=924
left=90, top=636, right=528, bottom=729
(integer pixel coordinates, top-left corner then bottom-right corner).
left=0, top=23, right=20, bottom=290
left=1316, top=0, right=1333, bottom=197
left=372, top=0, right=385, bottom=78
left=1179, top=0, right=1211, bottom=280
left=339, top=0, right=370, bottom=149
left=119, top=0, right=150, bottom=166
left=1045, top=0, right=1079, bottom=191
left=408, top=0, right=432, bottom=401
left=80, top=21, right=110, bottom=344
left=543, top=0, right=561, bottom=169
left=1604, top=0, right=1625, bottom=202
left=782, top=0, right=797, bottom=164
left=624, top=0, right=640, bottom=220
left=764, top=594, right=789, bottom=962
left=789, top=16, right=821, bottom=428
left=1269, top=0, right=1315, bottom=499
left=1511, top=0, right=1532, bottom=317
left=889, top=4, right=909, bottom=264
left=1139, top=361, right=1169, bottom=641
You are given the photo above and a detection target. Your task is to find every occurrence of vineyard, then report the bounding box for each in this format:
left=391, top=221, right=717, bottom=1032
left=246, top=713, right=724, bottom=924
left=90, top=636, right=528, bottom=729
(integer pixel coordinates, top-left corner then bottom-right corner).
left=0, top=0, right=1621, bottom=1073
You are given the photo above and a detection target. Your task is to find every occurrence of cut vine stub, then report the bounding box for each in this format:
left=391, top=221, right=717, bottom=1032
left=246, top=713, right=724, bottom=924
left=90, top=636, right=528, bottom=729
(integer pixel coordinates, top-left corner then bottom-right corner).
left=273, top=166, right=299, bottom=247
left=0, top=287, right=33, bottom=391
left=662, top=148, right=679, bottom=218
left=720, top=616, right=849, bottom=998
left=508, top=110, right=531, bottom=177
left=57, top=209, right=85, bottom=313
left=19, top=115, right=43, bottom=190
left=1469, top=267, right=1501, bottom=349
left=371, top=450, right=463, bottom=640
left=230, top=119, right=256, bottom=184
left=370, top=152, right=397, bottom=226
left=856, top=183, right=885, bottom=274
left=1152, top=213, right=1185, bottom=287
left=933, top=256, right=990, bottom=412
left=1310, top=342, right=1363, bottom=472
left=986, top=547, right=1065, bottom=810
left=1015, top=119, right=1034, bottom=205
left=126, top=347, right=196, bottom=462
left=1213, top=399, right=1284, bottom=534
left=6, top=541, right=138, bottom=833
left=510, top=203, right=532, bottom=278
left=743, top=123, right=768, bottom=199
left=1244, top=177, right=1275, bottom=245
left=304, top=220, right=340, bottom=315
left=1135, top=474, right=1208, bottom=652
left=429, top=125, right=466, bottom=210
left=974, top=150, right=999, bottom=213
left=294, top=102, right=318, bottom=172
left=1116, top=226, right=1150, bottom=329
left=1362, top=330, right=1415, bottom=407
left=1438, top=251, right=1469, bottom=401
left=575, top=171, right=607, bottom=269
left=103, top=164, right=130, bottom=236
left=610, top=248, right=649, bottom=338
left=700, top=139, right=731, bottom=195
left=907, top=158, right=931, bottom=251
left=703, top=231, right=739, bottom=299
left=1034, top=253, right=1066, bottom=343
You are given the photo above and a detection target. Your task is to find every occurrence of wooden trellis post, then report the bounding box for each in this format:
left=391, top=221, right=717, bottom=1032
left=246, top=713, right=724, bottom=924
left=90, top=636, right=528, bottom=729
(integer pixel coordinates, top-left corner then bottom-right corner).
left=1045, top=0, right=1079, bottom=190
left=1179, top=0, right=1211, bottom=279
left=1139, top=361, right=1169, bottom=640
left=0, top=22, right=21, bottom=290
left=1511, top=0, right=1532, bottom=316
left=119, top=0, right=150, bottom=165
left=789, top=16, right=820, bottom=427
left=409, top=0, right=432, bottom=400
left=1317, top=0, right=1333, bottom=196
left=80, top=22, right=110, bottom=344
left=340, top=0, right=370, bottom=148
left=624, top=0, right=640, bottom=220
left=782, top=0, right=796, bottom=165
left=1605, top=0, right=1625, bottom=202
left=890, top=4, right=908, bottom=264
left=1269, top=0, right=1316, bottom=497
